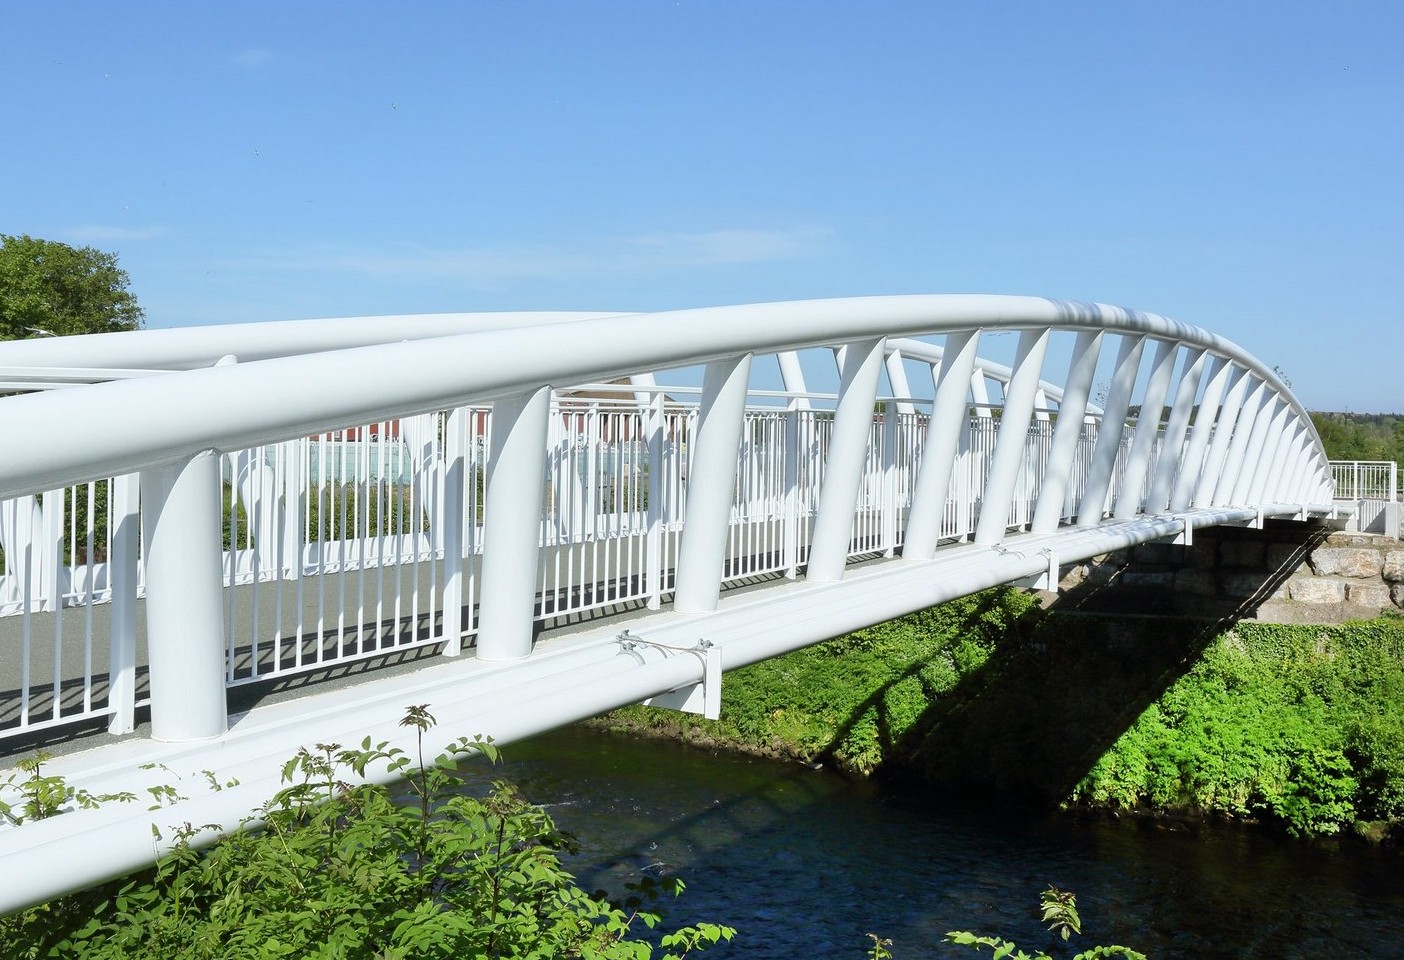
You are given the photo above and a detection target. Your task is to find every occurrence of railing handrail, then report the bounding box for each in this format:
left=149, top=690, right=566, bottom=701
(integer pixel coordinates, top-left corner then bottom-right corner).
left=0, top=295, right=1328, bottom=501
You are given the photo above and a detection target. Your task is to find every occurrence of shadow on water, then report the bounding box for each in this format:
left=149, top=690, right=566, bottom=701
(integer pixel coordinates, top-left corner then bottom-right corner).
left=489, top=725, right=1404, bottom=960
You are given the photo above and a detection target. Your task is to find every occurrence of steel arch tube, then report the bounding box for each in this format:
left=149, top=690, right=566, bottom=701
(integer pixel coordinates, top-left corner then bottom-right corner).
left=1030, top=329, right=1102, bottom=534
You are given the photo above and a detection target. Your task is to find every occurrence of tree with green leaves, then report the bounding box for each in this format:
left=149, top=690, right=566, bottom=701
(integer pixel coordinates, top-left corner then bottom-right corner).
left=0, top=234, right=144, bottom=340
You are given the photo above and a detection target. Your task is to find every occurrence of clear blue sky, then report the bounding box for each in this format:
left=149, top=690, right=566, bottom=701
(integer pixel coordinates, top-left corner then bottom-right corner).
left=4, top=1, right=1400, bottom=411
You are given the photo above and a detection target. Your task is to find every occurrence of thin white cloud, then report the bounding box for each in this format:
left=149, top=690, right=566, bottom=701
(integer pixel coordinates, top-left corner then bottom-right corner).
left=625, top=228, right=833, bottom=265
left=232, top=47, right=275, bottom=69
left=256, top=227, right=834, bottom=285
left=63, top=225, right=166, bottom=243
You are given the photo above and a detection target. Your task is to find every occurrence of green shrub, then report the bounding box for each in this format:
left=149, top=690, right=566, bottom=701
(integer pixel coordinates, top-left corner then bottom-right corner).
left=0, top=707, right=733, bottom=959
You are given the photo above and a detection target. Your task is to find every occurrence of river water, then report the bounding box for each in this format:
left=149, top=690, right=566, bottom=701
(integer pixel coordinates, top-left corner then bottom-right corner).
left=485, top=726, right=1404, bottom=959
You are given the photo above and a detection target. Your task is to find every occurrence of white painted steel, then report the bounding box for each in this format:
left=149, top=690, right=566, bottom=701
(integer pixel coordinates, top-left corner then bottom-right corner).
left=674, top=355, right=753, bottom=613
left=1077, top=334, right=1145, bottom=526
left=139, top=452, right=227, bottom=741
left=974, top=328, right=1051, bottom=544
left=1, top=295, right=1333, bottom=750
left=903, top=330, right=982, bottom=560
left=1193, top=364, right=1250, bottom=509
left=1030, top=330, right=1102, bottom=534
left=0, top=294, right=1340, bottom=911
left=1331, top=460, right=1399, bottom=501
left=1169, top=355, right=1229, bottom=513
left=808, top=338, right=885, bottom=581
left=1113, top=339, right=1178, bottom=520
left=1217, top=377, right=1268, bottom=507
left=478, top=388, right=551, bottom=661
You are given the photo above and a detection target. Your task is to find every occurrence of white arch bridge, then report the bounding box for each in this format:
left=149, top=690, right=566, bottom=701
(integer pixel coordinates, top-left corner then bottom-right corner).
left=0, top=295, right=1336, bottom=910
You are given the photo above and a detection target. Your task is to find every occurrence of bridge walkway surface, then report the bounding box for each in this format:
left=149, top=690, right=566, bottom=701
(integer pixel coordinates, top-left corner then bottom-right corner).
left=0, top=295, right=1339, bottom=910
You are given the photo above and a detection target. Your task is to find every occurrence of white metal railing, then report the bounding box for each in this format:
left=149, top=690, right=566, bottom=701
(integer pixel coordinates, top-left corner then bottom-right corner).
left=1331, top=460, right=1400, bottom=502
left=0, top=296, right=1336, bottom=745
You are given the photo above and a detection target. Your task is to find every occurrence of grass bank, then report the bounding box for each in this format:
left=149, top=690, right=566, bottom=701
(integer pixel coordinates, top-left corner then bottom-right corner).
left=587, top=590, right=1404, bottom=839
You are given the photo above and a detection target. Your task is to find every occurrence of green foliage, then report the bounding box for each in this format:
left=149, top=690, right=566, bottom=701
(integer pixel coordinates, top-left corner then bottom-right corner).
left=0, top=752, right=134, bottom=826
left=1, top=708, right=733, bottom=960
left=1071, top=618, right=1404, bottom=836
left=945, top=887, right=1146, bottom=960
left=865, top=933, right=894, bottom=959
left=602, top=588, right=1404, bottom=838
left=1039, top=886, right=1080, bottom=942
left=304, top=481, right=428, bottom=543
left=0, top=234, right=144, bottom=340
left=1311, top=411, right=1404, bottom=471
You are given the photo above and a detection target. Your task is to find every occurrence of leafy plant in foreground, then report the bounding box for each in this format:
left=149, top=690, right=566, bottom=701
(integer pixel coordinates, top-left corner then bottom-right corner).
left=0, top=752, right=134, bottom=825
left=0, top=706, right=734, bottom=959
left=945, top=886, right=1145, bottom=960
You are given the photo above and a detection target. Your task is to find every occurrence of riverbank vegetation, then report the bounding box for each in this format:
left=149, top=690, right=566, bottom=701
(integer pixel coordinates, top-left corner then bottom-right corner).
left=1311, top=411, right=1404, bottom=469
left=590, top=591, right=1404, bottom=840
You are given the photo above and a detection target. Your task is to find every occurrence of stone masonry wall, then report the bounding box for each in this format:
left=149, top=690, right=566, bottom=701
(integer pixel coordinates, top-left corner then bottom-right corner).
left=1052, top=522, right=1404, bottom=625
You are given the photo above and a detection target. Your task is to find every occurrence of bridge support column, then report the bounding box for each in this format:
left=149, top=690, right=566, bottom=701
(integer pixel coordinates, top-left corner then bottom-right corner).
left=974, top=327, right=1050, bottom=544
left=1030, top=329, right=1102, bottom=534
left=903, top=330, right=981, bottom=560
left=140, top=451, right=227, bottom=741
left=675, top=354, right=752, bottom=614
left=478, top=386, right=551, bottom=661
left=1076, top=334, right=1145, bottom=526
left=808, top=337, right=885, bottom=581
